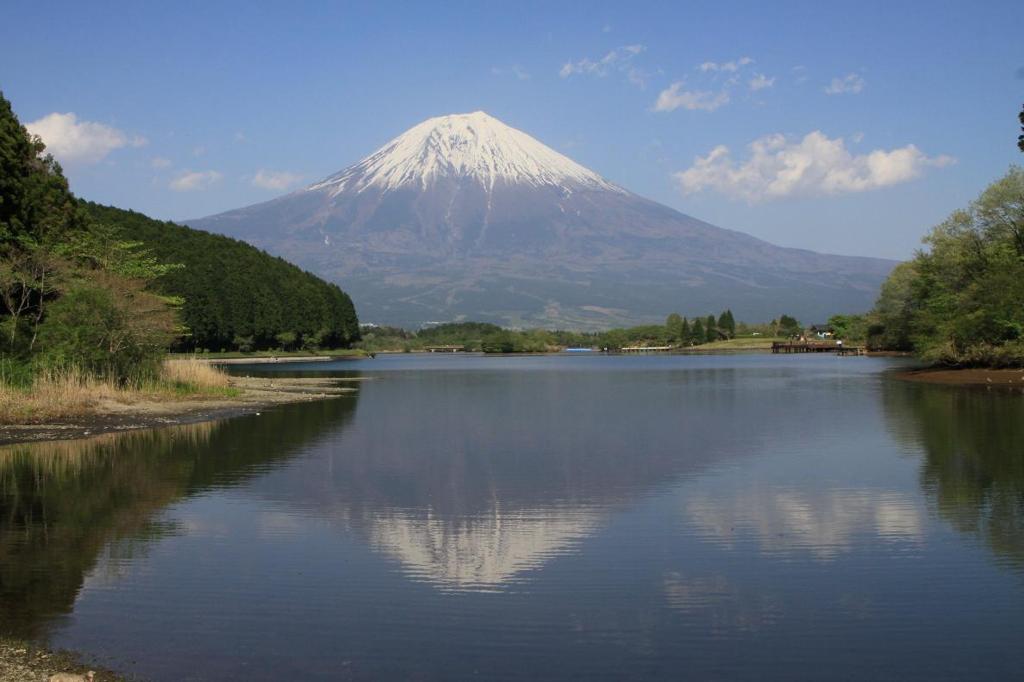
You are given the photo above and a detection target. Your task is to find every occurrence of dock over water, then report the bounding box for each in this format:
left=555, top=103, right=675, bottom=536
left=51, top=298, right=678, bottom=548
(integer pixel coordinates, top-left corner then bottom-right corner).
left=620, top=345, right=674, bottom=353
left=772, top=341, right=864, bottom=356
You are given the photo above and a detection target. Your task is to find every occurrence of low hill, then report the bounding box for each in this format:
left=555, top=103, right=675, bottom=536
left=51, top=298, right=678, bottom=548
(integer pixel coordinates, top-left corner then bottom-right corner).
left=84, top=202, right=360, bottom=352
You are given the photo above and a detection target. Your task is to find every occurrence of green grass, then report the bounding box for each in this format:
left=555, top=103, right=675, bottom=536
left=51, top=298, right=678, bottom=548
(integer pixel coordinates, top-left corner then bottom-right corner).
left=685, top=336, right=784, bottom=351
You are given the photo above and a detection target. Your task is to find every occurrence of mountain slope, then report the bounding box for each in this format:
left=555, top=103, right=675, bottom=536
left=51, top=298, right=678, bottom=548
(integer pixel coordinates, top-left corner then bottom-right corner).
left=189, top=111, right=896, bottom=328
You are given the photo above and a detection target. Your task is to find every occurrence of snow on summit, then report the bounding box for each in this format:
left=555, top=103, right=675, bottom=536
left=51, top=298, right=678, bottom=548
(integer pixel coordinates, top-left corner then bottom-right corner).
left=309, top=111, right=623, bottom=195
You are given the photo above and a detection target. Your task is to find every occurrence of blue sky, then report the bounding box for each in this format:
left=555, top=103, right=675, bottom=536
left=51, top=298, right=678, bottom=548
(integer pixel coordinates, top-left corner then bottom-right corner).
left=2, top=0, right=1022, bottom=259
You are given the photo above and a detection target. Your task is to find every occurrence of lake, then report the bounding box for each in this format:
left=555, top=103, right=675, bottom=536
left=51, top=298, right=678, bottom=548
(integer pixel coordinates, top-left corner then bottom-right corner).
left=2, top=353, right=1023, bottom=680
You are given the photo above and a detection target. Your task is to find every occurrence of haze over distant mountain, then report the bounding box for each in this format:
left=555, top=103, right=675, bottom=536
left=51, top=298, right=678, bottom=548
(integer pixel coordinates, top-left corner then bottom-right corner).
left=189, top=111, right=896, bottom=328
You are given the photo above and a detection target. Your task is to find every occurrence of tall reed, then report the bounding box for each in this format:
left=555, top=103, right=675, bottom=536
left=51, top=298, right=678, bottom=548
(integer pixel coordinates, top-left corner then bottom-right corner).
left=0, top=358, right=234, bottom=423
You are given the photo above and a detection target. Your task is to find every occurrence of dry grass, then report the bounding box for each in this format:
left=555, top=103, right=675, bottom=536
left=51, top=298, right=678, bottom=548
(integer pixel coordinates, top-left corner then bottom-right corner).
left=0, top=369, right=119, bottom=422
left=161, top=357, right=231, bottom=389
left=0, top=359, right=235, bottom=423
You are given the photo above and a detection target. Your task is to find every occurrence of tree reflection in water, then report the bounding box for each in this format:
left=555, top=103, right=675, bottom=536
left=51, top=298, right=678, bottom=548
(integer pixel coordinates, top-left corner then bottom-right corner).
left=884, top=381, right=1024, bottom=570
left=0, top=396, right=359, bottom=639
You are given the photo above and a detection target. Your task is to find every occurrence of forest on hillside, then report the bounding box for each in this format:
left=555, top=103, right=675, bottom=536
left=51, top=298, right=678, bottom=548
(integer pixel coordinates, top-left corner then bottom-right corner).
left=0, top=89, right=359, bottom=386
left=84, top=203, right=360, bottom=352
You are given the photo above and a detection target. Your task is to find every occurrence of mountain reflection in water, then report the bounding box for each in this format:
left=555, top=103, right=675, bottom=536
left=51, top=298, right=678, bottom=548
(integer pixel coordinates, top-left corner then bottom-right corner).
left=0, top=355, right=1022, bottom=681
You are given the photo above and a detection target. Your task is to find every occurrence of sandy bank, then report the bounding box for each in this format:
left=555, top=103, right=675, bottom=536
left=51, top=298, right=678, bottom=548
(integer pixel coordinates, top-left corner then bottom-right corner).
left=0, top=376, right=359, bottom=446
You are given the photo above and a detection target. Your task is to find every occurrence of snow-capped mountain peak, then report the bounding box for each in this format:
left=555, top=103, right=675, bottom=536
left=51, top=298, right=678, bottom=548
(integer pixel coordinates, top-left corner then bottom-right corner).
left=309, top=111, right=623, bottom=195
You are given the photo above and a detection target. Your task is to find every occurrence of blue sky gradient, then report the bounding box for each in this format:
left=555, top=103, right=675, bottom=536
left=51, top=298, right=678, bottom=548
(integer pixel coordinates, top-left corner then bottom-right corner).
left=2, top=0, right=1022, bottom=259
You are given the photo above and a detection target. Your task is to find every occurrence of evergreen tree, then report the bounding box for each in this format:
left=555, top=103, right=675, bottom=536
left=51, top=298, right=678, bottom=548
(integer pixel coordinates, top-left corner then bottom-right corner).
left=0, top=91, right=176, bottom=378
left=705, top=314, right=717, bottom=341
left=718, top=309, right=736, bottom=338
left=82, top=203, right=360, bottom=351
left=680, top=317, right=691, bottom=345
left=691, top=317, right=705, bottom=345
left=1019, top=104, right=1024, bottom=153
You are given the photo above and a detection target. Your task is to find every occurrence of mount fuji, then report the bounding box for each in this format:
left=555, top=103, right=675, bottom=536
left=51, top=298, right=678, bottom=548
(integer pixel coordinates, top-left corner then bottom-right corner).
left=189, top=111, right=896, bottom=328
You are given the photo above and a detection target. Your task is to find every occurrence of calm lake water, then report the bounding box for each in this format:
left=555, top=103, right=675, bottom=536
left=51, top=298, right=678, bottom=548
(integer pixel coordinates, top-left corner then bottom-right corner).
left=2, top=354, right=1023, bottom=680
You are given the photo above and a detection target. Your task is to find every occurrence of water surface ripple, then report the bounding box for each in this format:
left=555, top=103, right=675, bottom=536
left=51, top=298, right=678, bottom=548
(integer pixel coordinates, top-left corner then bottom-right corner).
left=1, top=354, right=1022, bottom=680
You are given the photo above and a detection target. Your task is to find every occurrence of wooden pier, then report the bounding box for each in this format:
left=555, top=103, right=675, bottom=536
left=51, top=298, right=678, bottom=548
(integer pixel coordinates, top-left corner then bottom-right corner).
left=619, top=345, right=674, bottom=353
left=771, top=341, right=864, bottom=356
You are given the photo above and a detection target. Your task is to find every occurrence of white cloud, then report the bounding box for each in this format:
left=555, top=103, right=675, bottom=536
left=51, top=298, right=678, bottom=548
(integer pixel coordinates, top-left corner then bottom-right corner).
left=559, top=44, right=646, bottom=85
left=252, top=169, right=303, bottom=191
left=748, top=73, right=775, bottom=91
left=192, top=145, right=207, bottom=157
left=656, top=56, right=762, bottom=113
left=24, top=112, right=146, bottom=165
left=491, top=64, right=530, bottom=80
left=698, top=56, right=753, bottom=73
left=626, top=67, right=649, bottom=89
left=169, top=170, right=222, bottom=192
left=674, top=131, right=954, bottom=201
left=151, top=156, right=172, bottom=169
left=653, top=83, right=730, bottom=112
left=824, top=73, right=865, bottom=95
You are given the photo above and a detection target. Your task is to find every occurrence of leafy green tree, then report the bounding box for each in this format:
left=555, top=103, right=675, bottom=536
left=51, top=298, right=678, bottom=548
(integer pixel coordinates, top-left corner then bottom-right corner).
left=778, top=314, right=801, bottom=337
left=233, top=335, right=255, bottom=353
left=665, top=313, right=684, bottom=343
left=868, top=262, right=918, bottom=350
left=275, top=331, right=298, bottom=351
left=481, top=330, right=515, bottom=353
left=827, top=314, right=868, bottom=342
left=37, top=273, right=175, bottom=381
left=868, top=167, right=1024, bottom=365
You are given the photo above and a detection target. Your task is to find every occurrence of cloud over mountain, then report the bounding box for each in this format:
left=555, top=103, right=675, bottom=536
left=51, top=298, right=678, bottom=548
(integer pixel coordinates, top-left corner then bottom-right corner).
left=170, top=169, right=222, bottom=191
left=675, top=131, right=953, bottom=201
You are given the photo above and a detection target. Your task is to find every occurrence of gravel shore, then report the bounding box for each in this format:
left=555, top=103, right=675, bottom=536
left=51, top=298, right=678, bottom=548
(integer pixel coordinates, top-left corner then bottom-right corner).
left=0, top=637, right=126, bottom=681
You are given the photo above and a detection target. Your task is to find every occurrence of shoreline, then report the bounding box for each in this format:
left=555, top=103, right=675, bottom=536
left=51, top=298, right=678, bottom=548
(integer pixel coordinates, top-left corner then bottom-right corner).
left=0, top=376, right=359, bottom=446
left=201, top=354, right=370, bottom=364
left=893, top=366, right=1024, bottom=387
left=0, top=635, right=125, bottom=681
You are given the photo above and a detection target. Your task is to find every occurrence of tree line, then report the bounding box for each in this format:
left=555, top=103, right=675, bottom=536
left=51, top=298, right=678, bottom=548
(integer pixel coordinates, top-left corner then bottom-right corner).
left=355, top=308, right=804, bottom=354
left=866, top=166, right=1024, bottom=366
